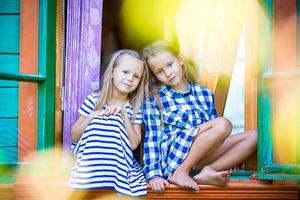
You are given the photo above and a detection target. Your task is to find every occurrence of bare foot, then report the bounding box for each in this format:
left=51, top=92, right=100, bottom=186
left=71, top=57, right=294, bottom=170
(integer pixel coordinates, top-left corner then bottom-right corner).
left=169, top=167, right=199, bottom=192
left=193, top=166, right=230, bottom=186
left=249, top=172, right=258, bottom=180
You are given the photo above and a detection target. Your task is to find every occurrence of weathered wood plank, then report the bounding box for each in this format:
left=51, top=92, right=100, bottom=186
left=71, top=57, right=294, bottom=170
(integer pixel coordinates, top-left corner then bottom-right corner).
left=0, top=55, right=19, bottom=74
left=55, top=0, right=63, bottom=147
left=18, top=0, right=39, bottom=162
left=0, top=88, right=18, bottom=118
left=0, top=146, right=17, bottom=163
left=63, top=0, right=103, bottom=149
left=0, top=16, right=19, bottom=53
left=0, top=0, right=20, bottom=14
left=11, top=179, right=299, bottom=200
left=0, top=118, right=18, bottom=145
left=244, top=0, right=259, bottom=170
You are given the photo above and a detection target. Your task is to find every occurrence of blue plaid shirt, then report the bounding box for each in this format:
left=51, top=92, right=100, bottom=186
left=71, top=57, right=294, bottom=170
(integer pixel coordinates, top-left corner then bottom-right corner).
left=143, top=82, right=217, bottom=181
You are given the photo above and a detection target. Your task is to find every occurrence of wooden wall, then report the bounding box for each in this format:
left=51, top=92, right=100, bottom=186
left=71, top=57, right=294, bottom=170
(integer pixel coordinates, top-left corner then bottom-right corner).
left=18, top=0, right=39, bottom=162
left=63, top=0, right=103, bottom=149
left=55, top=0, right=63, bottom=148
left=0, top=0, right=20, bottom=163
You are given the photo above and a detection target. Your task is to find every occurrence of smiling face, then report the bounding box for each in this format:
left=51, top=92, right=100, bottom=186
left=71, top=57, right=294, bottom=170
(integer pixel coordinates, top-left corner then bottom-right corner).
left=112, top=54, right=144, bottom=97
left=147, top=52, right=188, bottom=91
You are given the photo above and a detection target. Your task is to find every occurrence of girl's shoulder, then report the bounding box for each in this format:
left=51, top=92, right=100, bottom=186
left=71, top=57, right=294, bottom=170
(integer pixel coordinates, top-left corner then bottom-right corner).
left=193, top=83, right=214, bottom=96
left=84, top=91, right=101, bottom=105
left=144, top=95, right=156, bottom=105
left=90, top=91, right=101, bottom=99
left=143, top=94, right=160, bottom=110
left=124, top=101, right=134, bottom=110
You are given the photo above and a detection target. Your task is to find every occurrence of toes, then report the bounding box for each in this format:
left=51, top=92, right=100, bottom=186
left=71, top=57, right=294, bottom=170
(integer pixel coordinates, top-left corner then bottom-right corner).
left=182, top=180, right=199, bottom=192
left=193, top=186, right=200, bottom=193
left=225, top=177, right=230, bottom=183
left=249, top=172, right=258, bottom=180
left=220, top=170, right=230, bottom=178
left=187, top=183, right=199, bottom=192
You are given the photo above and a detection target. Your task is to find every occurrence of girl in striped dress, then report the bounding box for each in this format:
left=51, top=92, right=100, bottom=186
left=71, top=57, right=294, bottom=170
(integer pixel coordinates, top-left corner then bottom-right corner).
left=142, top=41, right=257, bottom=193
left=70, top=50, right=149, bottom=197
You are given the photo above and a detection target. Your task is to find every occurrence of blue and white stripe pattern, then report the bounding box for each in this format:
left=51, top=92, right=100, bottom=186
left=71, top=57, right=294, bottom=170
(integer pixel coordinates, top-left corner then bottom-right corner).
left=70, top=93, right=146, bottom=197
left=143, top=83, right=217, bottom=181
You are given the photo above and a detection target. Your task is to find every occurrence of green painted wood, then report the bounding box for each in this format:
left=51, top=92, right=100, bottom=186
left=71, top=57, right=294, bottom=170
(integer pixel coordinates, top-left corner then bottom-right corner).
left=297, top=21, right=300, bottom=64
left=0, top=175, right=16, bottom=183
left=0, top=16, right=20, bottom=53
left=0, top=0, right=57, bottom=168
left=0, top=72, right=46, bottom=83
left=261, top=84, right=273, bottom=166
left=0, top=163, right=17, bottom=183
left=0, top=54, right=19, bottom=73
left=258, top=0, right=274, bottom=180
left=37, top=0, right=56, bottom=150
left=0, top=88, right=18, bottom=118
left=0, top=0, right=20, bottom=168
left=0, top=119, right=18, bottom=145
left=258, top=0, right=300, bottom=181
left=0, top=80, right=18, bottom=88
left=0, top=55, right=19, bottom=86
left=0, top=0, right=20, bottom=14
left=298, top=0, right=300, bottom=19
left=0, top=146, right=17, bottom=163
left=264, top=164, right=300, bottom=175
left=231, top=170, right=256, bottom=176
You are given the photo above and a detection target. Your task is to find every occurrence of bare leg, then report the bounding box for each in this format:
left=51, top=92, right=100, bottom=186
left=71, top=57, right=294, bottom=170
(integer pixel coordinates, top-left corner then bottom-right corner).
left=169, top=117, right=232, bottom=191
left=193, top=130, right=257, bottom=185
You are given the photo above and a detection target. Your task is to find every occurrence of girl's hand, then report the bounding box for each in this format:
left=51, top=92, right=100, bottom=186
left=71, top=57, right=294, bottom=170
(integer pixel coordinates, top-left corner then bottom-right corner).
left=103, top=105, right=126, bottom=116
left=88, top=110, right=107, bottom=118
left=149, top=177, right=170, bottom=193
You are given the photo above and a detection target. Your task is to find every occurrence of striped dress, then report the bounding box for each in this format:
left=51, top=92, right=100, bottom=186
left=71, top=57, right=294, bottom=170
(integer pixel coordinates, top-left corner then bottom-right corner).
left=70, top=93, right=147, bottom=197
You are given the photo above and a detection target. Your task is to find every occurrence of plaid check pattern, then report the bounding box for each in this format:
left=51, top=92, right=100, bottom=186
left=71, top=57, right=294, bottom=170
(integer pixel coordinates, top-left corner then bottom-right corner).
left=143, top=83, right=217, bottom=181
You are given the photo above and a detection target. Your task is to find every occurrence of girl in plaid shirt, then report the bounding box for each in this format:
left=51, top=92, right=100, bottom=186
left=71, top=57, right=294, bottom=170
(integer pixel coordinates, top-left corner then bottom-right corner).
left=142, top=41, right=257, bottom=193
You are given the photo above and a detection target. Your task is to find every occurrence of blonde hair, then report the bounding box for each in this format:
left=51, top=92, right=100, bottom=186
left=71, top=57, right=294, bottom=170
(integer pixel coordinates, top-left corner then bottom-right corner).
left=95, top=49, right=149, bottom=120
left=142, top=40, right=198, bottom=95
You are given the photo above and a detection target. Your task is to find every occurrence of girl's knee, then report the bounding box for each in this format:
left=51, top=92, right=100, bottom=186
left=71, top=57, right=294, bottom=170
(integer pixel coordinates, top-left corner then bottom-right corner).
left=215, top=117, right=232, bottom=137
left=246, top=130, right=258, bottom=145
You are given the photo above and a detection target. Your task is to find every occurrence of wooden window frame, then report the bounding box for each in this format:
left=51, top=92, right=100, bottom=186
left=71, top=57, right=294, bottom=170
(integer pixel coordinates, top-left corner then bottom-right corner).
left=0, top=0, right=56, bottom=181
left=257, top=0, right=300, bottom=181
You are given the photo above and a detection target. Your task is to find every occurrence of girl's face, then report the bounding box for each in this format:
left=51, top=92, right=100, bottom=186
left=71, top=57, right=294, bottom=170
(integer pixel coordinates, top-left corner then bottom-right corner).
left=147, top=52, right=187, bottom=91
left=112, top=55, right=144, bottom=96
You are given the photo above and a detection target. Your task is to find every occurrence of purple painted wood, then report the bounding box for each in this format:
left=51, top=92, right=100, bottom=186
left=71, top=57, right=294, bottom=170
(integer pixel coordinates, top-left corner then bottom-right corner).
left=63, top=0, right=103, bottom=149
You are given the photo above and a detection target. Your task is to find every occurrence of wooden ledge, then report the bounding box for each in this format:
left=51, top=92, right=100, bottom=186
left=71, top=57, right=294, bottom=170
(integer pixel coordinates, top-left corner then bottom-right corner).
left=147, top=180, right=299, bottom=200
left=0, top=183, right=14, bottom=200
left=1, top=179, right=299, bottom=199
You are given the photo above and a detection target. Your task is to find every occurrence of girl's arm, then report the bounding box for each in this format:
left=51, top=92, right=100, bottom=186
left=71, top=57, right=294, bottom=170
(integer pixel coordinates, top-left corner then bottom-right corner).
left=71, top=110, right=104, bottom=142
left=143, top=97, right=164, bottom=181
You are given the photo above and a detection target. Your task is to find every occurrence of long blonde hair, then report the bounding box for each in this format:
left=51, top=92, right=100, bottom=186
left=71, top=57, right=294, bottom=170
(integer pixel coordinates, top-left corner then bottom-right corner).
left=142, top=40, right=198, bottom=96
left=95, top=49, right=149, bottom=120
